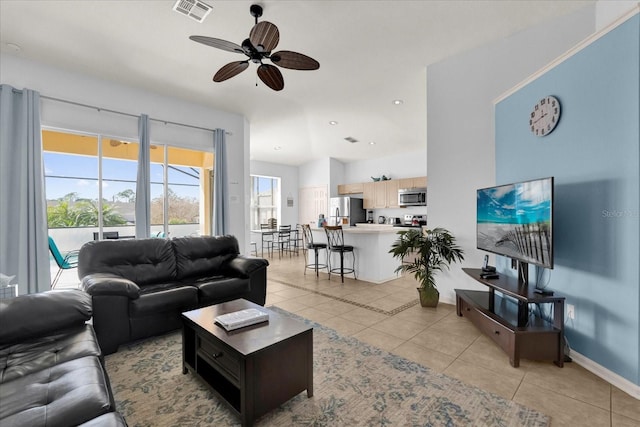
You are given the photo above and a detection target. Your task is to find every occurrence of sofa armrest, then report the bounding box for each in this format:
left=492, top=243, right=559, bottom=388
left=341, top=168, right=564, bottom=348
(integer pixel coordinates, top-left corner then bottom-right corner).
left=224, top=256, right=269, bottom=277
left=81, top=273, right=140, bottom=299
left=0, top=289, right=92, bottom=345
left=225, top=256, right=269, bottom=306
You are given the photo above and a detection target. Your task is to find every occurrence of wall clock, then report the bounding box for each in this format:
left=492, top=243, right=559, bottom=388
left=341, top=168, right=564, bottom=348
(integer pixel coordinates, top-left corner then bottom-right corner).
left=529, top=95, right=560, bottom=137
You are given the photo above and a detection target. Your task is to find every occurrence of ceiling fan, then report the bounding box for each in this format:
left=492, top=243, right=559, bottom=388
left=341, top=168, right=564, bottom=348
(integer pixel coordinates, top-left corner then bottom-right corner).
left=189, top=4, right=320, bottom=91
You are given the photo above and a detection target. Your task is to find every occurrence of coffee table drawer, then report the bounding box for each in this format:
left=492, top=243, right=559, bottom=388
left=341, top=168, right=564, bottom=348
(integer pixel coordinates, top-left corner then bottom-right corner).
left=199, top=336, right=240, bottom=381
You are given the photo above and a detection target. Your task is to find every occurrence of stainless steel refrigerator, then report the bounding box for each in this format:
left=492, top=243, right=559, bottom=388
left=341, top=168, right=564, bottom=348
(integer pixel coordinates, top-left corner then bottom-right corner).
left=329, top=197, right=366, bottom=226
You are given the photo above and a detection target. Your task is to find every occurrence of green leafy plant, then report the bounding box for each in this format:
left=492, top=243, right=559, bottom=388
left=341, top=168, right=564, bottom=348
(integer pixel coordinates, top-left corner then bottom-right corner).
left=389, top=227, right=464, bottom=291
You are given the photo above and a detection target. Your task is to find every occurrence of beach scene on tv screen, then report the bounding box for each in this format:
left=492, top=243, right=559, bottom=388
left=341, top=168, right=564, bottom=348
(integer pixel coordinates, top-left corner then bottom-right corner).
left=477, top=179, right=552, bottom=267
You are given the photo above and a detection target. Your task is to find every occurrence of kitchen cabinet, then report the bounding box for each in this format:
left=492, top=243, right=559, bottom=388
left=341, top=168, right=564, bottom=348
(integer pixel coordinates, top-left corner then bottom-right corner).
left=363, top=182, right=375, bottom=209
left=365, top=180, right=399, bottom=209
left=373, top=181, right=386, bottom=208
left=353, top=176, right=426, bottom=209
left=337, top=183, right=364, bottom=195
left=398, top=176, right=427, bottom=189
left=385, top=180, right=400, bottom=208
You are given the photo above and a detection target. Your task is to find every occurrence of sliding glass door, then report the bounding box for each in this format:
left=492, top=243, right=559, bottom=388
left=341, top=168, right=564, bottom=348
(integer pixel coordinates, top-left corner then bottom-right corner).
left=43, top=129, right=213, bottom=252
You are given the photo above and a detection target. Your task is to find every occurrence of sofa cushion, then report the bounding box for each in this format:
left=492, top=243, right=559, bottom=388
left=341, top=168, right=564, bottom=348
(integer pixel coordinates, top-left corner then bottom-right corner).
left=0, top=290, right=92, bottom=346
left=78, top=238, right=176, bottom=286
left=195, top=276, right=251, bottom=303
left=130, top=285, right=198, bottom=317
left=0, top=325, right=101, bottom=384
left=172, top=235, right=239, bottom=281
left=0, top=356, right=112, bottom=427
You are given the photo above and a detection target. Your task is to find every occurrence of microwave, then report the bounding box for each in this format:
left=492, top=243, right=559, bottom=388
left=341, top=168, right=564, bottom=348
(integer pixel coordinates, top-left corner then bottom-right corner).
left=398, top=188, right=427, bottom=207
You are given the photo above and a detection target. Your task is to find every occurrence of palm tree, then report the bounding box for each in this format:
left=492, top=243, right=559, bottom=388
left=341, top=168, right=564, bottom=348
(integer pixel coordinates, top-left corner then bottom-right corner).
left=389, top=227, right=464, bottom=306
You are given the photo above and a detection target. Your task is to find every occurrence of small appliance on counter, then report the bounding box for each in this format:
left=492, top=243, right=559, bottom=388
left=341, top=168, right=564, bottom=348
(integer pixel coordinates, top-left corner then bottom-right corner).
left=377, top=215, right=386, bottom=224
left=367, top=210, right=374, bottom=223
left=393, top=214, right=427, bottom=228
left=386, top=217, right=401, bottom=225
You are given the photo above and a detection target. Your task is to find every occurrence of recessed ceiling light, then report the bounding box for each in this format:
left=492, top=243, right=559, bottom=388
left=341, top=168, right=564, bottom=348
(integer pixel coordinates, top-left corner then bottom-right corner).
left=392, top=99, right=403, bottom=105
left=329, top=121, right=338, bottom=125
left=369, top=142, right=376, bottom=145
left=274, top=146, right=282, bottom=151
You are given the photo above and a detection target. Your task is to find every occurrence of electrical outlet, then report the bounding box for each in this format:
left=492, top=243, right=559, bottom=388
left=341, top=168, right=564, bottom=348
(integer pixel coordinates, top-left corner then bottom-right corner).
left=567, top=304, right=575, bottom=320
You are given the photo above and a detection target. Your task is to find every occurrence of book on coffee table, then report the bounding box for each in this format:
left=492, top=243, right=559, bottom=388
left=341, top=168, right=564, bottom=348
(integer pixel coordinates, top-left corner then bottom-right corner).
left=215, top=308, right=269, bottom=331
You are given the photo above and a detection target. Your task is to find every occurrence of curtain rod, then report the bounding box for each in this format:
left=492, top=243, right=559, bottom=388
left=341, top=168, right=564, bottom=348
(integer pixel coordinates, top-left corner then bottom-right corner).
left=39, top=94, right=229, bottom=135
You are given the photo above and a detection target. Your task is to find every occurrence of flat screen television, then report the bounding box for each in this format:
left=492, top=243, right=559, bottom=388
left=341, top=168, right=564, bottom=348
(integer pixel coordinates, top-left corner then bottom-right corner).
left=477, top=177, right=553, bottom=269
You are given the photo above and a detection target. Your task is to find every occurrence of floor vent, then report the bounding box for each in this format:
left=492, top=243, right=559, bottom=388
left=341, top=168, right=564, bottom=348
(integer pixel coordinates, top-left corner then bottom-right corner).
left=173, top=0, right=212, bottom=23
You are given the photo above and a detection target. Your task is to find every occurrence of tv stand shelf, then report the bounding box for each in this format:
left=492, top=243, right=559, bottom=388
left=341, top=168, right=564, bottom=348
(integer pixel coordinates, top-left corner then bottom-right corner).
left=456, top=268, right=565, bottom=368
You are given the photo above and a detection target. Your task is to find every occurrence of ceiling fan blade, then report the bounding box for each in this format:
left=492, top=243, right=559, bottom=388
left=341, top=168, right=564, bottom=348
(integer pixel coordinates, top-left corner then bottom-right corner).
left=213, top=61, right=249, bottom=82
left=189, top=36, right=244, bottom=54
left=257, top=64, right=284, bottom=91
left=249, top=21, right=280, bottom=52
left=270, top=50, right=320, bottom=70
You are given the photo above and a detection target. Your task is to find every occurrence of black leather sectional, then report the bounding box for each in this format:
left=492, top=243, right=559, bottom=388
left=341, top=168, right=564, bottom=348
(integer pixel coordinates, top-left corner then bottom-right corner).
left=78, top=235, right=269, bottom=355
left=0, top=290, right=126, bottom=426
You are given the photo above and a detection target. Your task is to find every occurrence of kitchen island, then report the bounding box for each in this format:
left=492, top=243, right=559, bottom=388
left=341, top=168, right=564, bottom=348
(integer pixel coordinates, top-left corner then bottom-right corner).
left=310, top=224, right=404, bottom=283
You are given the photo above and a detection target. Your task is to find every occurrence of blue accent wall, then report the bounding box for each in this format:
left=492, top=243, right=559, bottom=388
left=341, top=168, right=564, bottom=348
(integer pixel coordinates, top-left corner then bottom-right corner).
left=495, top=15, right=639, bottom=385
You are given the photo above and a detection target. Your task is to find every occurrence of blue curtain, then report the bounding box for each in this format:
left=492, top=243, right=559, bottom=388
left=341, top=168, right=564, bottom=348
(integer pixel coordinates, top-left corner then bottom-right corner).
left=135, top=114, right=150, bottom=238
left=213, top=129, right=229, bottom=235
left=0, top=85, right=50, bottom=294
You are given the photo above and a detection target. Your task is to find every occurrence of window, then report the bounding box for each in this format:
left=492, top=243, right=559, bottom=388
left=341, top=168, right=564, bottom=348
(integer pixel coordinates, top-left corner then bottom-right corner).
left=43, top=129, right=213, bottom=245
left=151, top=146, right=212, bottom=237
left=250, top=175, right=280, bottom=229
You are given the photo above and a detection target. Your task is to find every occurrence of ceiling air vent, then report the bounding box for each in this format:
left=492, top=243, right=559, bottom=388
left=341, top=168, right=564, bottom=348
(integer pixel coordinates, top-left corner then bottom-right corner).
left=173, top=0, right=212, bottom=23
left=344, top=137, right=358, bottom=143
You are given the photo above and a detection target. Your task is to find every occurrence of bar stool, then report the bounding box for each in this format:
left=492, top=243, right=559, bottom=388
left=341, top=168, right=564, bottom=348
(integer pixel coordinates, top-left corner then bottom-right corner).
left=250, top=241, right=258, bottom=256
left=324, top=225, right=356, bottom=283
left=301, top=224, right=328, bottom=277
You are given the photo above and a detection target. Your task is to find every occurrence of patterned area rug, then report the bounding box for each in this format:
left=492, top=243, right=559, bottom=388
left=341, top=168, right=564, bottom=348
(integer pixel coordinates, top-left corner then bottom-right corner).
left=106, top=307, right=550, bottom=427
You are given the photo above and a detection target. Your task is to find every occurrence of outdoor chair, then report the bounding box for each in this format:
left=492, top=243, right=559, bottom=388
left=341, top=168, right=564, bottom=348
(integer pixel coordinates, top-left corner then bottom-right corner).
left=48, top=236, right=80, bottom=289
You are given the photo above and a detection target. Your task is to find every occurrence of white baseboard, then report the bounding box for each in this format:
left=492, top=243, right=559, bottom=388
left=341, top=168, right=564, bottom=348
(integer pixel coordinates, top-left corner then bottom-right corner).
left=570, top=350, right=640, bottom=400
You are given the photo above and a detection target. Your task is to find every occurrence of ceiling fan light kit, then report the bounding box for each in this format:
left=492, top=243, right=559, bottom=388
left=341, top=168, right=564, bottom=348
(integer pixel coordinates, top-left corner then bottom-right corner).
left=190, top=4, right=319, bottom=91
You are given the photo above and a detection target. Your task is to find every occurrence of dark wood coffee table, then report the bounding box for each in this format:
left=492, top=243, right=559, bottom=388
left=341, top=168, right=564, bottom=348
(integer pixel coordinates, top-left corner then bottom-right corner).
left=181, top=299, right=313, bottom=426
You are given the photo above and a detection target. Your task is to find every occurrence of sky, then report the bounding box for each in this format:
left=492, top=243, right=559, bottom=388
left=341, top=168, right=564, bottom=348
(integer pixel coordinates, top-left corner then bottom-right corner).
left=44, top=153, right=200, bottom=201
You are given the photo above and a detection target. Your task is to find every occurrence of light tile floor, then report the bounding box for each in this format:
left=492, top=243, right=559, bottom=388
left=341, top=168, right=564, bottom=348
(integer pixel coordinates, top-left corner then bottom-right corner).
left=264, top=254, right=640, bottom=427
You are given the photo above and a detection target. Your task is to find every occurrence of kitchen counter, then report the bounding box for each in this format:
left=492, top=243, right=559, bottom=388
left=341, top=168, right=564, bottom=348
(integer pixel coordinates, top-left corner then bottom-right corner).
left=310, top=224, right=397, bottom=233
left=310, top=225, right=404, bottom=283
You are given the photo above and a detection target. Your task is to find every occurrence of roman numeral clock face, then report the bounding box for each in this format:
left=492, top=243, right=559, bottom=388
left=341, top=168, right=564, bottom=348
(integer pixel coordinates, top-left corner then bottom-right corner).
left=529, top=96, right=561, bottom=136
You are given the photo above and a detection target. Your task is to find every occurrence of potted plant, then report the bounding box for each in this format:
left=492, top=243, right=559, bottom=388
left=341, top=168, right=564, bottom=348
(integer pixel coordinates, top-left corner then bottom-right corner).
left=389, top=227, right=464, bottom=307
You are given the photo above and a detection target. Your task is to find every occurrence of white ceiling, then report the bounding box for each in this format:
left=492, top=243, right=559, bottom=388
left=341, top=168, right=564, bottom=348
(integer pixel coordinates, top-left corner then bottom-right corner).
left=0, top=0, right=593, bottom=166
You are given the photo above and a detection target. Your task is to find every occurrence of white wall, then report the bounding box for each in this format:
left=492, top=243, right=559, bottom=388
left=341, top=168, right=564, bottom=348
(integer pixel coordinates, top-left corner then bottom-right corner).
left=344, top=149, right=426, bottom=184
left=596, top=0, right=638, bottom=30
left=1, top=53, right=251, bottom=251
left=426, top=5, right=596, bottom=304
left=329, top=158, right=345, bottom=198
left=299, top=158, right=331, bottom=188
left=250, top=160, right=300, bottom=228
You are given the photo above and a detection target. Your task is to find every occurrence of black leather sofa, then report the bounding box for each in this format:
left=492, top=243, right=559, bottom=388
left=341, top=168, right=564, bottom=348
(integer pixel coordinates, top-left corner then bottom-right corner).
left=0, top=290, right=127, bottom=427
left=78, top=235, right=269, bottom=355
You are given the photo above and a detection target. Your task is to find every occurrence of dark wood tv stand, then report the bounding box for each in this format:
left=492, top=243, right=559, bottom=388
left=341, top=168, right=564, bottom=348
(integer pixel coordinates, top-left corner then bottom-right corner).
left=456, top=267, right=565, bottom=368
